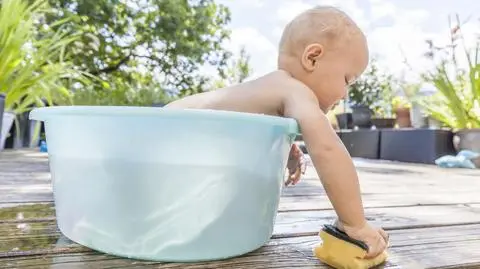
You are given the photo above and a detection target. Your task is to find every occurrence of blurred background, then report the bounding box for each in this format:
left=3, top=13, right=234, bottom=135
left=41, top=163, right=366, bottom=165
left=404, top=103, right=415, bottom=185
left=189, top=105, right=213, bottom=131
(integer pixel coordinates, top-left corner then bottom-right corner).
left=1, top=0, right=479, bottom=154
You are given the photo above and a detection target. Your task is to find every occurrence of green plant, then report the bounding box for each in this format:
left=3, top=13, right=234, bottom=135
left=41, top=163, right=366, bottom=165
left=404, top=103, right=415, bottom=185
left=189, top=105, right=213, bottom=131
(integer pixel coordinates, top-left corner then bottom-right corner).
left=392, top=96, right=411, bottom=110
left=347, top=59, right=395, bottom=117
left=45, top=0, right=234, bottom=98
left=63, top=73, right=174, bottom=106
left=0, top=0, right=92, bottom=113
left=419, top=15, right=480, bottom=129
left=0, top=0, right=94, bottom=144
left=210, top=46, right=252, bottom=90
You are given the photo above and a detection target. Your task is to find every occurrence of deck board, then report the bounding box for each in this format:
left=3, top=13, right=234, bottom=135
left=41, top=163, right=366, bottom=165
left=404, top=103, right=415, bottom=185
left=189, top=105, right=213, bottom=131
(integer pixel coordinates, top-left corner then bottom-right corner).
left=1, top=149, right=480, bottom=268
left=2, top=225, right=480, bottom=268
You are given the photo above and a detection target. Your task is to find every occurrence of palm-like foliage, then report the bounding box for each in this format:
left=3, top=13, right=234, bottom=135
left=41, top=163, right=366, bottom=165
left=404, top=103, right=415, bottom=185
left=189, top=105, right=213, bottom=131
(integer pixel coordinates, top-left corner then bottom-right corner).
left=0, top=0, right=92, bottom=114
left=420, top=16, right=480, bottom=129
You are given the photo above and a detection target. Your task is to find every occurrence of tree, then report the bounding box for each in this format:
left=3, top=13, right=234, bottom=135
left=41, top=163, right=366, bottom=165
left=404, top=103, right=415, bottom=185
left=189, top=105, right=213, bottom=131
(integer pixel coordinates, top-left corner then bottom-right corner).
left=44, top=0, right=234, bottom=101
left=212, top=46, right=252, bottom=89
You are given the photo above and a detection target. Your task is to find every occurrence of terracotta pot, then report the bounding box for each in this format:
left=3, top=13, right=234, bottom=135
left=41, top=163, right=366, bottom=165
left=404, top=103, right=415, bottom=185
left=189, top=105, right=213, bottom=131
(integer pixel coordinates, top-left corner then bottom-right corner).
left=395, top=107, right=411, bottom=128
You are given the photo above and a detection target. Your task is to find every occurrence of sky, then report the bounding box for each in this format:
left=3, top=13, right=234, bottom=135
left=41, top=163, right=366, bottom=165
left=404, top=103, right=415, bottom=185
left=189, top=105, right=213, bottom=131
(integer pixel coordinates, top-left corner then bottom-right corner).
left=215, top=0, right=480, bottom=86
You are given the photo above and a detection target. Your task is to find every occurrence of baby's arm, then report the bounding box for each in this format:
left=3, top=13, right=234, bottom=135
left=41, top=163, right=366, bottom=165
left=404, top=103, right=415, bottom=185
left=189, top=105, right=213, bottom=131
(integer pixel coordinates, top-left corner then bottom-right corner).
left=283, top=86, right=388, bottom=258
left=284, top=92, right=365, bottom=228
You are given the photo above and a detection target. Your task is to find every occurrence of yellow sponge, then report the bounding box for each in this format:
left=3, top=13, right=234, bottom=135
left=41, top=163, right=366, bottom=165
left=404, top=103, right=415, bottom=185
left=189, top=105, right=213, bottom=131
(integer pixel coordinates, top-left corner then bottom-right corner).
left=313, top=224, right=388, bottom=269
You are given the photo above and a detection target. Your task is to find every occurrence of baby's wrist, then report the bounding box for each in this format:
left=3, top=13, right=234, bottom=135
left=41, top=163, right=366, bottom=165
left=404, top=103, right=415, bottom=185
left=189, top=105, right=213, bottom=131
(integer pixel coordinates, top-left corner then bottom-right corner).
left=335, top=218, right=367, bottom=232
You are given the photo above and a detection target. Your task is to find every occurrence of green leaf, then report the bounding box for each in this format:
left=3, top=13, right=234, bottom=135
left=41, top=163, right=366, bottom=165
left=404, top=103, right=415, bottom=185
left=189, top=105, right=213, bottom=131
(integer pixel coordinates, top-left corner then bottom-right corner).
left=0, top=0, right=96, bottom=114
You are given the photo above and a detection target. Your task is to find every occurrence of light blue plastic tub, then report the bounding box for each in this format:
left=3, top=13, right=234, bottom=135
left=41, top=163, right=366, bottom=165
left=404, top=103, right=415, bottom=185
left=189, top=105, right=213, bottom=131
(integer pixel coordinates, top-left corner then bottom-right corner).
left=29, top=106, right=299, bottom=262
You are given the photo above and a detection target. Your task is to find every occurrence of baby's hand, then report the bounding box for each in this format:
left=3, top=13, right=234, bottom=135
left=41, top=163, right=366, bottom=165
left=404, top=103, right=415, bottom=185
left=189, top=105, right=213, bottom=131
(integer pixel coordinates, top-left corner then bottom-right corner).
left=285, top=144, right=306, bottom=186
left=336, top=220, right=389, bottom=259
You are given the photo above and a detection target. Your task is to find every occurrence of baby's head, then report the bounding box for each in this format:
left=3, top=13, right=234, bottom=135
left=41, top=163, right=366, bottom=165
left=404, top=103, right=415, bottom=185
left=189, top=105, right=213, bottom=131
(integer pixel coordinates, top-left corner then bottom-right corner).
left=278, top=6, right=369, bottom=112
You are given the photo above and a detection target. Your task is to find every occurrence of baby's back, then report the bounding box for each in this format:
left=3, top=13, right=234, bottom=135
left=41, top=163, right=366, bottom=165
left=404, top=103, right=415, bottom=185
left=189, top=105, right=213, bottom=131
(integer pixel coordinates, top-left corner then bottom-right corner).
left=164, top=71, right=288, bottom=117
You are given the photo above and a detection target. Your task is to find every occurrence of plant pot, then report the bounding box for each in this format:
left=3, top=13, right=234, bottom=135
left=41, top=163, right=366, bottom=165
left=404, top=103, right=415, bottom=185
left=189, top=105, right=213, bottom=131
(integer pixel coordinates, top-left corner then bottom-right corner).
left=351, top=105, right=372, bottom=128
left=410, top=103, right=428, bottom=128
left=1, top=112, right=15, bottom=150
left=379, top=129, right=456, bottom=164
left=338, top=129, right=380, bottom=159
left=335, top=112, right=353, bottom=129
left=371, top=117, right=395, bottom=129
left=427, top=117, right=442, bottom=129
left=0, top=94, right=4, bottom=140
left=394, top=107, right=411, bottom=128
left=454, top=129, right=480, bottom=167
left=13, top=111, right=34, bottom=148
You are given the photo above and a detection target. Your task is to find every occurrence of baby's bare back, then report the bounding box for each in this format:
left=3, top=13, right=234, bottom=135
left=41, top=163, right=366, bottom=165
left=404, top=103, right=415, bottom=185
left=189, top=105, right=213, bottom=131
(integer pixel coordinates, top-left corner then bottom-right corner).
left=164, top=71, right=290, bottom=117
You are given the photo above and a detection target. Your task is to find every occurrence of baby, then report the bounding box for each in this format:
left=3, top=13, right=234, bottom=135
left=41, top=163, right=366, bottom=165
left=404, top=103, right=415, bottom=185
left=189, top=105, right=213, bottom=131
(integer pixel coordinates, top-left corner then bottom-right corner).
left=165, top=5, right=388, bottom=259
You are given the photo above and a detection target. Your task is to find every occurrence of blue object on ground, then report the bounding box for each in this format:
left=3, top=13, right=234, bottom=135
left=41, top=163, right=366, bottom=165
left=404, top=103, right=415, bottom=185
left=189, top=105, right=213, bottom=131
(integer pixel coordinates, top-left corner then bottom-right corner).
left=39, top=140, right=48, bottom=152
left=435, top=150, right=480, bottom=169
left=28, top=106, right=299, bottom=262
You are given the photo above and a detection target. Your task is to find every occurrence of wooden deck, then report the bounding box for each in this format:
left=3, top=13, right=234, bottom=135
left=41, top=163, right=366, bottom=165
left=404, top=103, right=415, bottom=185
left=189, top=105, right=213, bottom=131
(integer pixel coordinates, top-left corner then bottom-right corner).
left=1, top=149, right=480, bottom=268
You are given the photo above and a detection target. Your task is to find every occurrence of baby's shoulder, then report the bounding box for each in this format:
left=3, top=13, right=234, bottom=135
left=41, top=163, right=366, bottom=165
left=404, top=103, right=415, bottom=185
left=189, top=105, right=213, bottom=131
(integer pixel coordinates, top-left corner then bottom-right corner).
left=273, top=75, right=320, bottom=117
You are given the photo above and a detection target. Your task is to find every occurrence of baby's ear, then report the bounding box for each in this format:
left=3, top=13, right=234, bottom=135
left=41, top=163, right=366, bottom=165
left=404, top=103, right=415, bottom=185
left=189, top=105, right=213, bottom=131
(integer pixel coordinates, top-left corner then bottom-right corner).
left=301, top=43, right=324, bottom=71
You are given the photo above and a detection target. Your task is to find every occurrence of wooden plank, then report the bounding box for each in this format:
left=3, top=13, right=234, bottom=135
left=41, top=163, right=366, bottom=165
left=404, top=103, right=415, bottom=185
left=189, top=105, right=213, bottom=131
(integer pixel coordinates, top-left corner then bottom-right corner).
left=3, top=163, right=480, bottom=192
left=3, top=150, right=480, bottom=268
left=2, top=225, right=480, bottom=268
left=3, top=188, right=480, bottom=212
left=0, top=203, right=54, bottom=222
left=0, top=149, right=48, bottom=158
left=279, top=194, right=480, bottom=211
left=3, top=149, right=480, bottom=181
left=274, top=204, right=480, bottom=237
left=2, top=203, right=480, bottom=251
left=2, top=171, right=480, bottom=208
left=3, top=166, right=479, bottom=191
left=2, top=188, right=480, bottom=212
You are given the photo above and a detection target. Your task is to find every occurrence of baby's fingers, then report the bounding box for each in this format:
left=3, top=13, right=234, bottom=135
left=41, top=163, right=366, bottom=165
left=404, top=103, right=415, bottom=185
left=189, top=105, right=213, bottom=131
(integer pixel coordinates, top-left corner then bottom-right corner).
left=285, top=165, right=301, bottom=186
left=378, top=228, right=389, bottom=246
left=364, top=234, right=387, bottom=259
left=291, top=166, right=302, bottom=185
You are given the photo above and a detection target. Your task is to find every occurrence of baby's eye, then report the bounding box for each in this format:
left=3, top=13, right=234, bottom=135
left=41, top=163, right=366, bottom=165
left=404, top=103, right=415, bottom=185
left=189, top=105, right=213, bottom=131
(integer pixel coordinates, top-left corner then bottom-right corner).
left=344, top=77, right=349, bottom=85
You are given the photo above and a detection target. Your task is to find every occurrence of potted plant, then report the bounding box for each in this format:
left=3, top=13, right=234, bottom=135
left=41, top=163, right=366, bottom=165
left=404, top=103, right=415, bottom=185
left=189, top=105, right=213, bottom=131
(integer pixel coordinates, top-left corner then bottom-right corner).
left=0, top=94, right=4, bottom=138
left=348, top=59, right=396, bottom=129
left=380, top=92, right=457, bottom=164
left=371, top=75, right=396, bottom=129
left=392, top=96, right=412, bottom=128
left=333, top=100, right=353, bottom=130
left=418, top=15, right=480, bottom=167
left=335, top=60, right=397, bottom=159
left=402, top=83, right=429, bottom=128
left=0, top=0, right=93, bottom=148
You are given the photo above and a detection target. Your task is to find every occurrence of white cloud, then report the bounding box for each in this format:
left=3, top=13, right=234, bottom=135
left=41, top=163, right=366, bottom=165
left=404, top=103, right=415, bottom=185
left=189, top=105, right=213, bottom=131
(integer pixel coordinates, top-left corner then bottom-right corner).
left=240, top=0, right=265, bottom=8
left=206, top=0, right=479, bottom=87
left=226, top=27, right=278, bottom=78
left=369, top=1, right=396, bottom=20
left=275, top=0, right=313, bottom=23
left=361, top=0, right=435, bottom=81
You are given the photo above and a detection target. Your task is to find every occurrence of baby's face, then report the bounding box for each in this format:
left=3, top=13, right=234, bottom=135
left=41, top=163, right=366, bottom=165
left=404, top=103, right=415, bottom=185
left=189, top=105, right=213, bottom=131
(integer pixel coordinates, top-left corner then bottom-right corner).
left=304, top=35, right=369, bottom=112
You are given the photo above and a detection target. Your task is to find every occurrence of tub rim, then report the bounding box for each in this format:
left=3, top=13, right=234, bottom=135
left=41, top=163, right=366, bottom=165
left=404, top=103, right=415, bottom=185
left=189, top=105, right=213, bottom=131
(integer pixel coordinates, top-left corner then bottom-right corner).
left=29, top=106, right=300, bottom=135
